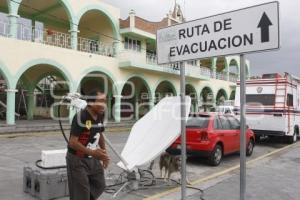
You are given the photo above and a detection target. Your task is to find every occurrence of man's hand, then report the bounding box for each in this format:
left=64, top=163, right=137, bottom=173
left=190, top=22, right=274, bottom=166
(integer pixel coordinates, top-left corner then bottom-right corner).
left=102, top=159, right=110, bottom=169
left=91, top=149, right=109, bottom=162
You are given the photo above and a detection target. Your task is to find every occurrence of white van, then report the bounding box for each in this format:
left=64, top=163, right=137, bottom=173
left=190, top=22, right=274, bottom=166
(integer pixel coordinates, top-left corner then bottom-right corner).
left=235, top=73, right=300, bottom=143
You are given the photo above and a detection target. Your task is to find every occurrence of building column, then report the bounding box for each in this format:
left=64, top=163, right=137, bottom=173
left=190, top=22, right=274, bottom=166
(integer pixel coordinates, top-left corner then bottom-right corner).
left=211, top=57, right=217, bottom=79
left=113, top=95, right=121, bottom=123
left=149, top=95, right=155, bottom=110
left=107, top=91, right=112, bottom=120
left=195, top=100, right=199, bottom=112
left=6, top=89, right=17, bottom=125
left=134, top=95, right=139, bottom=120
left=68, top=86, right=77, bottom=124
left=26, top=89, right=35, bottom=120
left=69, top=24, right=79, bottom=50
left=8, top=14, right=19, bottom=38
left=226, top=69, right=230, bottom=81
left=192, top=99, right=198, bottom=113
left=246, top=65, right=251, bottom=80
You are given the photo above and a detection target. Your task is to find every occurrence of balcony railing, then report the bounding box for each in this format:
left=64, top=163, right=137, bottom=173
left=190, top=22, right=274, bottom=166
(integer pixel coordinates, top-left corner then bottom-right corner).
left=78, top=37, right=116, bottom=57
left=200, top=67, right=214, bottom=78
left=0, top=21, right=116, bottom=57
left=229, top=74, right=239, bottom=82
left=216, top=71, right=227, bottom=81
left=144, top=52, right=238, bottom=82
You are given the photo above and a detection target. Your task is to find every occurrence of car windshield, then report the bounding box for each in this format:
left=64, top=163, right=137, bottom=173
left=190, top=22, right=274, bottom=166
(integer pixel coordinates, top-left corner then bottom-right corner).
left=186, top=116, right=209, bottom=128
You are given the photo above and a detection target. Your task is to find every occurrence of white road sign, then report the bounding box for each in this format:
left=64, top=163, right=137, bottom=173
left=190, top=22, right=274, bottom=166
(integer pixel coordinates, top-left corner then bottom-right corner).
left=156, top=1, right=280, bottom=64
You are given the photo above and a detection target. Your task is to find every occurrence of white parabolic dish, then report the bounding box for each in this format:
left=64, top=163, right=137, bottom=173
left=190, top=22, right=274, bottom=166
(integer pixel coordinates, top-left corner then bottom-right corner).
left=117, top=96, right=191, bottom=171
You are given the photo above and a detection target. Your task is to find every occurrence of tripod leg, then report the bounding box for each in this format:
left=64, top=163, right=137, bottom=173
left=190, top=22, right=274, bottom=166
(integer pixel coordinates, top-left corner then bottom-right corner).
left=112, top=182, right=130, bottom=198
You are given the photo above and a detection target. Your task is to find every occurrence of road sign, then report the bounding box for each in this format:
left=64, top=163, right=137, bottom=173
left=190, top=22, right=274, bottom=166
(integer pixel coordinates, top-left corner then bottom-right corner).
left=156, top=1, right=279, bottom=64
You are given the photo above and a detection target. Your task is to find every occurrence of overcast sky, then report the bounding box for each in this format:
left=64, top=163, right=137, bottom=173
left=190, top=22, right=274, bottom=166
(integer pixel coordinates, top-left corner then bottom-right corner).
left=102, top=0, right=300, bottom=76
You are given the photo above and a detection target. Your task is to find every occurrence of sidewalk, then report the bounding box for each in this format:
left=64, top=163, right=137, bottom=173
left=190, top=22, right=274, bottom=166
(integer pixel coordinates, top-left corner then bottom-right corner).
left=161, top=142, right=300, bottom=200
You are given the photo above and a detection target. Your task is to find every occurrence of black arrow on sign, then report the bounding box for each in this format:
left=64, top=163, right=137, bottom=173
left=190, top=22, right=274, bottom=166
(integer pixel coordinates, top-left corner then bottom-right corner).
left=257, top=12, right=273, bottom=43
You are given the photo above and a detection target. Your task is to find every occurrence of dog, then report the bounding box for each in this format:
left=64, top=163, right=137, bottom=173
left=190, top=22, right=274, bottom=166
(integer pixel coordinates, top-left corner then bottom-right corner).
left=159, top=152, right=181, bottom=180
left=148, top=152, right=191, bottom=185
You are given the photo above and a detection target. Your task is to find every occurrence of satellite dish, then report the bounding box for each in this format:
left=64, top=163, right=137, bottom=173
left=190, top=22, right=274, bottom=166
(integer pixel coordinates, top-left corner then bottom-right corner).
left=117, top=96, right=191, bottom=171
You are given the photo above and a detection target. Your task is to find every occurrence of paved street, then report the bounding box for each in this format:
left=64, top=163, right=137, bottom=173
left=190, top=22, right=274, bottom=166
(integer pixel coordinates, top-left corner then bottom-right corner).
left=184, top=141, right=300, bottom=200
left=0, top=131, right=296, bottom=200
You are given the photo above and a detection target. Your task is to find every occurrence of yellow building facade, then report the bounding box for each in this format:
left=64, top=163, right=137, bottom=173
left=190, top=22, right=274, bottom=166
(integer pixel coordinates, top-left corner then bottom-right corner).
left=0, top=0, right=250, bottom=125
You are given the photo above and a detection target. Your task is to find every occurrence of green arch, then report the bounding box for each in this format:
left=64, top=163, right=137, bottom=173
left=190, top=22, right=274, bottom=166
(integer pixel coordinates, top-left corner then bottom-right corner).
left=0, top=59, right=13, bottom=89
left=216, top=88, right=228, bottom=101
left=230, top=90, right=236, bottom=100
left=186, top=83, right=198, bottom=100
left=246, top=64, right=250, bottom=77
left=13, top=58, right=74, bottom=91
left=76, top=5, right=120, bottom=41
left=14, top=0, right=76, bottom=24
left=215, top=57, right=228, bottom=72
left=121, top=74, right=152, bottom=98
left=228, top=58, right=240, bottom=74
left=200, top=85, right=214, bottom=100
left=75, top=66, right=119, bottom=95
left=153, top=80, right=177, bottom=96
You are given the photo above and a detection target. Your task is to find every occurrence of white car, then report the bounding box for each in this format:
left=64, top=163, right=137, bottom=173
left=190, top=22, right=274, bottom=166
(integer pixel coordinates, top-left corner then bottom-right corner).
left=216, top=106, right=235, bottom=115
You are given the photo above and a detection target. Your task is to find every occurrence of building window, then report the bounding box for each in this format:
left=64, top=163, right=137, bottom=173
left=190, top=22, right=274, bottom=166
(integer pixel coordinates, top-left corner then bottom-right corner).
left=246, top=94, right=275, bottom=106
left=287, top=94, right=293, bottom=106
left=124, top=36, right=141, bottom=51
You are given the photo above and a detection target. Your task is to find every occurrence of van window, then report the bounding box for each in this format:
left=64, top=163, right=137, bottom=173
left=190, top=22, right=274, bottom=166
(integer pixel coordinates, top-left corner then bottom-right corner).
left=246, top=94, right=275, bottom=105
left=287, top=94, right=293, bottom=106
left=186, top=116, right=209, bottom=128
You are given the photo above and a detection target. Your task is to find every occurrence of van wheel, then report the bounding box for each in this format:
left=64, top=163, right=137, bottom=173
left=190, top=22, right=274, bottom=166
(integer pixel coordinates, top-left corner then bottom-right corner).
left=287, top=133, right=297, bottom=144
left=209, top=145, right=223, bottom=166
left=246, top=139, right=254, bottom=156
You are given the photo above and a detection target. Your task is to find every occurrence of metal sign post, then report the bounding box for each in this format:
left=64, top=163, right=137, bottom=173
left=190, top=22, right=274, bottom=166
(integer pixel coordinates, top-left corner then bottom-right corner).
left=240, top=54, right=246, bottom=200
left=180, top=61, right=187, bottom=199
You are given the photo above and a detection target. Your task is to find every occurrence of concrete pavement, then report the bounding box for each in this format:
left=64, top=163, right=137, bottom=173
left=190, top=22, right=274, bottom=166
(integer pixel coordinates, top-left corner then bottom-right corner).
left=158, top=141, right=300, bottom=200
left=0, top=131, right=297, bottom=200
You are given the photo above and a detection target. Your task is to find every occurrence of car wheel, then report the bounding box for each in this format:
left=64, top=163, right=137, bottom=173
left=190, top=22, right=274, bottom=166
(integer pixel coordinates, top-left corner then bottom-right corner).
left=287, top=133, right=297, bottom=144
left=209, top=144, right=223, bottom=166
left=246, top=139, right=254, bottom=156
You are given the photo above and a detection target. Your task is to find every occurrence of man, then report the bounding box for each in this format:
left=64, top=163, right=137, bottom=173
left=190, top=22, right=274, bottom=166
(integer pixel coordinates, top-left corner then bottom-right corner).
left=66, top=89, right=110, bottom=200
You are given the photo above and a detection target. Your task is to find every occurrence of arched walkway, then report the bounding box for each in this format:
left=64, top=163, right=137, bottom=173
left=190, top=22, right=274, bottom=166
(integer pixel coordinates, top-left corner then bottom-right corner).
left=16, top=0, right=74, bottom=47
left=154, top=80, right=177, bottom=104
left=76, top=5, right=119, bottom=41
left=216, top=89, right=228, bottom=106
left=200, top=86, right=214, bottom=112
left=77, top=9, right=117, bottom=56
left=186, top=84, right=198, bottom=112
left=230, top=90, right=236, bottom=100
left=120, top=76, right=152, bottom=121
left=15, top=63, right=71, bottom=121
left=77, top=70, right=116, bottom=121
left=215, top=57, right=228, bottom=80
left=0, top=71, right=8, bottom=121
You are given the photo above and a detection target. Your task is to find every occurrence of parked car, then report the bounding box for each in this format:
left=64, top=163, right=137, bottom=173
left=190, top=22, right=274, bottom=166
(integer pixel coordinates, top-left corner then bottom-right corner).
left=216, top=105, right=235, bottom=115
left=167, top=113, right=255, bottom=166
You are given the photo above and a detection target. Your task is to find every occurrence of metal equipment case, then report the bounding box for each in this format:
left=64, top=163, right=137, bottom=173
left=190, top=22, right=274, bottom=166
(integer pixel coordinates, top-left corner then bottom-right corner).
left=23, top=166, right=69, bottom=200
